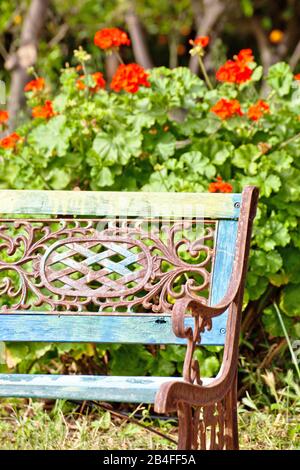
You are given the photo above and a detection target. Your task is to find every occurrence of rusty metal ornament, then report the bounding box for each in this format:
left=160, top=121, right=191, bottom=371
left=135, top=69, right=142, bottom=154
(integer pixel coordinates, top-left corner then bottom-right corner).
left=0, top=218, right=215, bottom=314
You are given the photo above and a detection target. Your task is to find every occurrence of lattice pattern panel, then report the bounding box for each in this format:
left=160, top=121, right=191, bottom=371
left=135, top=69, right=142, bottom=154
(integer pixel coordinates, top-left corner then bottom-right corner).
left=0, top=218, right=216, bottom=314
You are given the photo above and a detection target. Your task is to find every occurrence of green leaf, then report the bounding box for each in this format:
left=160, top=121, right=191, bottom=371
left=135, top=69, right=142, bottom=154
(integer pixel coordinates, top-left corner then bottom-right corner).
left=255, top=216, right=290, bottom=251
left=251, top=65, right=263, bottom=82
left=109, top=345, right=153, bottom=376
left=195, top=138, right=234, bottom=166
left=92, top=131, right=142, bottom=165
left=201, top=356, right=220, bottom=377
left=30, top=115, right=73, bottom=157
left=267, top=62, right=294, bottom=96
left=233, top=144, right=261, bottom=170
left=246, top=273, right=269, bottom=300
left=47, top=168, right=71, bottom=189
left=179, top=151, right=216, bottom=178
left=97, top=167, right=114, bottom=187
left=263, top=174, right=281, bottom=197
left=155, top=132, right=176, bottom=159
left=282, top=247, right=300, bottom=284
left=250, top=249, right=283, bottom=276
left=280, top=284, right=300, bottom=317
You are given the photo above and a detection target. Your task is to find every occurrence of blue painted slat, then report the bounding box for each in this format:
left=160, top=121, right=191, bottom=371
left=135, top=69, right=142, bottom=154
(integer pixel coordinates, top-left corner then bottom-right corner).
left=209, top=220, right=238, bottom=337
left=0, top=313, right=226, bottom=345
left=0, top=374, right=213, bottom=403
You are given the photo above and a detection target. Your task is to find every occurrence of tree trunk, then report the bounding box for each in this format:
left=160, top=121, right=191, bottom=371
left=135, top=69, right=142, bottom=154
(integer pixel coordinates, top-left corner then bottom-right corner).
left=5, top=0, right=50, bottom=130
left=125, top=4, right=153, bottom=69
left=189, top=0, right=225, bottom=74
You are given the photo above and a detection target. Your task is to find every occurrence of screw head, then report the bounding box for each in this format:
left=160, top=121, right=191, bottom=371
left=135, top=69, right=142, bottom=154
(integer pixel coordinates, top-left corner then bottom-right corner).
left=220, top=328, right=226, bottom=334
left=234, top=202, right=240, bottom=208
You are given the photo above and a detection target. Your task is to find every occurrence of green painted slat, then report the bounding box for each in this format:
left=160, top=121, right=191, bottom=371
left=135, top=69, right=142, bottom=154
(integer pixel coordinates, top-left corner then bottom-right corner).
left=0, top=373, right=212, bottom=403
left=0, top=190, right=241, bottom=219
left=209, top=220, right=239, bottom=337
left=0, top=313, right=226, bottom=345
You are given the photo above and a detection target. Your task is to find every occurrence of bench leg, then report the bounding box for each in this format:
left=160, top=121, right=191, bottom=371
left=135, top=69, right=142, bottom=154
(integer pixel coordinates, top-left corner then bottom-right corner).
left=224, top=374, right=239, bottom=450
left=177, top=402, right=193, bottom=449
left=175, top=381, right=239, bottom=450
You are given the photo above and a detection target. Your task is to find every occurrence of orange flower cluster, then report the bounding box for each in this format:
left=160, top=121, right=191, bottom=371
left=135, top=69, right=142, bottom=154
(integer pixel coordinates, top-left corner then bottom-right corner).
left=24, top=77, right=45, bottom=92
left=189, top=36, right=209, bottom=48
left=216, top=48, right=254, bottom=84
left=32, top=100, right=55, bottom=119
left=110, top=63, right=150, bottom=93
left=208, top=176, right=233, bottom=193
left=247, top=100, right=270, bottom=121
left=0, top=132, right=21, bottom=149
left=0, top=110, right=8, bottom=124
left=294, top=73, right=300, bottom=81
left=94, top=28, right=130, bottom=50
left=211, top=98, right=243, bottom=120
left=76, top=72, right=106, bottom=92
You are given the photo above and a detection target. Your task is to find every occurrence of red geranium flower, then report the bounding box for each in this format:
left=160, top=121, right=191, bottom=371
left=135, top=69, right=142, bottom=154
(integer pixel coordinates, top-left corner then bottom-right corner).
left=0, top=110, right=9, bottom=124
left=94, top=28, right=130, bottom=50
left=76, top=72, right=106, bottom=92
left=216, top=49, right=254, bottom=84
left=247, top=100, right=270, bottom=121
left=32, top=100, right=56, bottom=119
left=24, top=77, right=45, bottom=92
left=211, top=98, right=243, bottom=120
left=110, top=63, right=150, bottom=93
left=294, top=73, right=300, bottom=80
left=0, top=132, right=22, bottom=149
left=189, top=36, right=209, bottom=48
left=208, top=176, right=233, bottom=193
left=235, top=48, right=254, bottom=64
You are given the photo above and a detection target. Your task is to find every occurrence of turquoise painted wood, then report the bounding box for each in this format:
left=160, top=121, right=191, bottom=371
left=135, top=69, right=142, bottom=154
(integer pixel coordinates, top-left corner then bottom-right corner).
left=0, top=189, right=241, bottom=219
left=209, top=220, right=239, bottom=337
left=0, top=313, right=226, bottom=345
left=0, top=374, right=212, bottom=403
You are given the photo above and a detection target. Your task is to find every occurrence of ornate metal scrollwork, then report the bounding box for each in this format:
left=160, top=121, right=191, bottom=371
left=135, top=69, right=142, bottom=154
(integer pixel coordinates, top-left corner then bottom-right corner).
left=0, top=218, right=215, bottom=314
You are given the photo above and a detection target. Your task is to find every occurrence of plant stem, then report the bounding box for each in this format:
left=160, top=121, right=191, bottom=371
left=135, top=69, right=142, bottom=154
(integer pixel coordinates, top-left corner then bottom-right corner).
left=273, top=301, right=300, bottom=381
left=114, top=50, right=124, bottom=65
left=279, top=131, right=300, bottom=149
left=198, top=56, right=213, bottom=90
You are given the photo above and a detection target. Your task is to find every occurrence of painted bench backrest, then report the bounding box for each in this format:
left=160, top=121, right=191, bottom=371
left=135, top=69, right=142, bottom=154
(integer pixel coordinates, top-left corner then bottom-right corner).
left=0, top=190, right=241, bottom=346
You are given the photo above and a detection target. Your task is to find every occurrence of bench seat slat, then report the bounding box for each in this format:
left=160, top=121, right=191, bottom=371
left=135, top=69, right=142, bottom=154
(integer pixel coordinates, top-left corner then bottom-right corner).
left=0, top=314, right=227, bottom=345
left=0, top=374, right=213, bottom=403
left=0, top=190, right=241, bottom=219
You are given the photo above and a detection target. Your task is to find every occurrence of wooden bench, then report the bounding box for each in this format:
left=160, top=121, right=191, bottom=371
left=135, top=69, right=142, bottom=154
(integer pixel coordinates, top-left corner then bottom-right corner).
left=0, top=187, right=258, bottom=450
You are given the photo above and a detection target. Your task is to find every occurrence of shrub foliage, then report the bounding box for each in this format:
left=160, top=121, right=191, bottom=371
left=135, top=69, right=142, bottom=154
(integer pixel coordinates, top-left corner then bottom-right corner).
left=0, top=35, right=299, bottom=382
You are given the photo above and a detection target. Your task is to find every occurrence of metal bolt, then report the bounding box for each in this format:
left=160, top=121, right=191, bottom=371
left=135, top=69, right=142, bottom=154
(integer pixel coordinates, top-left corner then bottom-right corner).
left=220, top=328, right=226, bottom=334
left=234, top=202, right=240, bottom=208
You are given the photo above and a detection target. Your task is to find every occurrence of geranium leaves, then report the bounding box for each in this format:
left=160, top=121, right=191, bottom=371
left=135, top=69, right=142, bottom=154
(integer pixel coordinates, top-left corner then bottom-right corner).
left=267, top=62, right=294, bottom=97
left=29, top=115, right=73, bottom=158
left=92, top=130, right=142, bottom=166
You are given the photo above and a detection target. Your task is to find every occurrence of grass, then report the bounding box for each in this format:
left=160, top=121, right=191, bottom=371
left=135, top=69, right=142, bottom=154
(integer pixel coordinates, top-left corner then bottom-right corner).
left=0, top=398, right=298, bottom=450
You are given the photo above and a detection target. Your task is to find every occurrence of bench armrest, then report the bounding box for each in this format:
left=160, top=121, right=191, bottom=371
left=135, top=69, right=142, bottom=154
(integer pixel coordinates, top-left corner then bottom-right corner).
left=170, top=186, right=259, bottom=385
left=172, top=186, right=259, bottom=341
